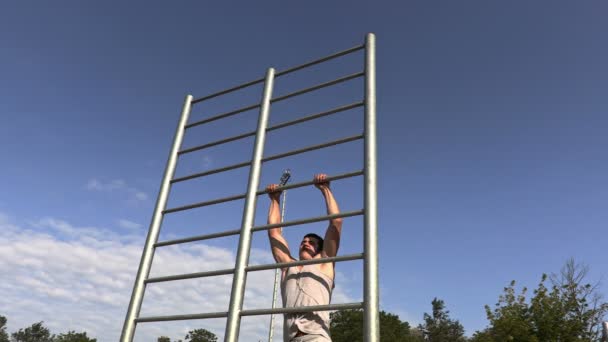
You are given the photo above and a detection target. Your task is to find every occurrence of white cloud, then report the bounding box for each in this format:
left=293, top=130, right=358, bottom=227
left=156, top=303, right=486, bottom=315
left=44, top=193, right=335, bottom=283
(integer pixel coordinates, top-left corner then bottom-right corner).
left=85, top=178, right=148, bottom=202
left=0, top=214, right=355, bottom=342
left=117, top=219, right=143, bottom=230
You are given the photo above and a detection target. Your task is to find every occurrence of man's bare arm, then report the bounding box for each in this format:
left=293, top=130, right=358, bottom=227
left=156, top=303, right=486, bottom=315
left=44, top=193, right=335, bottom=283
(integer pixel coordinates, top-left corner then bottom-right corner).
left=266, top=184, right=294, bottom=264
left=314, top=174, right=343, bottom=258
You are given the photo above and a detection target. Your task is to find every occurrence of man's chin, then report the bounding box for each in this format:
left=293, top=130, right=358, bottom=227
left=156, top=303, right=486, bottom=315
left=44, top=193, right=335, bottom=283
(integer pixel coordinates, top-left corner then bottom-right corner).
left=299, top=250, right=316, bottom=259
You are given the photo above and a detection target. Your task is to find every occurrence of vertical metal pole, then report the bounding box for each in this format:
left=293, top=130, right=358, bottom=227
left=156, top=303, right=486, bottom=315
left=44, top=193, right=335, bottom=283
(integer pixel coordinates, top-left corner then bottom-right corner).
left=363, top=33, right=379, bottom=342
left=225, top=68, right=275, bottom=342
left=120, top=95, right=193, bottom=342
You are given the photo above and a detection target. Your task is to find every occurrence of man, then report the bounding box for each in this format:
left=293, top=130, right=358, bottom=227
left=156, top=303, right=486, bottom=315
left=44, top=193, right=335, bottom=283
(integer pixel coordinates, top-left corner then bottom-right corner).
left=266, top=173, right=343, bottom=342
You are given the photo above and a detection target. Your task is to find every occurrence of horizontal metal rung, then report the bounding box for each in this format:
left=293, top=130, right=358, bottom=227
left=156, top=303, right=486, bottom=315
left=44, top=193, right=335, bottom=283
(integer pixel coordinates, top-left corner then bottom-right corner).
left=163, top=193, right=246, bottom=214
left=155, top=228, right=242, bottom=247
left=191, top=78, right=265, bottom=105
left=252, top=209, right=364, bottom=233
left=185, top=103, right=260, bottom=130
left=189, top=44, right=364, bottom=105
left=156, top=209, right=362, bottom=248
left=267, top=102, right=364, bottom=133
left=275, top=44, right=365, bottom=77
left=136, top=311, right=228, bottom=323
left=178, top=102, right=363, bottom=156
left=178, top=131, right=256, bottom=155
left=255, top=170, right=363, bottom=197
left=241, top=302, right=364, bottom=317
left=145, top=267, right=235, bottom=284
left=247, top=253, right=363, bottom=272
left=171, top=161, right=251, bottom=184
left=262, top=134, right=363, bottom=163
left=271, top=72, right=364, bottom=104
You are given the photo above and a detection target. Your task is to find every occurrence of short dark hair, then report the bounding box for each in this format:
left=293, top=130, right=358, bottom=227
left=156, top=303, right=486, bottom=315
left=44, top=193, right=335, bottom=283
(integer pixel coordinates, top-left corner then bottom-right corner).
left=303, top=233, right=324, bottom=253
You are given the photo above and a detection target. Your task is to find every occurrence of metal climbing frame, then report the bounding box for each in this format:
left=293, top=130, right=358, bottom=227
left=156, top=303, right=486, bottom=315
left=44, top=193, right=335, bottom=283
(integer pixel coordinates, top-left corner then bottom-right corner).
left=120, top=33, right=378, bottom=342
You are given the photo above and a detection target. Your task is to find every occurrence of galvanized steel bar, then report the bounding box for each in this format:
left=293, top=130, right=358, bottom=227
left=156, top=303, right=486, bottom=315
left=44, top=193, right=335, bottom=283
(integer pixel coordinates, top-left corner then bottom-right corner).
left=242, top=302, right=363, bottom=316
left=179, top=102, right=363, bottom=157
left=256, top=170, right=363, bottom=195
left=135, top=302, right=363, bottom=323
left=145, top=267, right=235, bottom=284
left=225, top=68, right=275, bottom=342
left=251, top=210, right=364, bottom=233
left=163, top=193, right=246, bottom=214
left=120, top=95, right=193, bottom=342
left=178, top=131, right=256, bottom=155
left=267, top=101, right=364, bottom=132
left=190, top=43, right=363, bottom=106
left=275, top=44, right=364, bottom=77
left=364, top=32, right=379, bottom=342
left=136, top=311, right=228, bottom=323
left=186, top=103, right=261, bottom=129
left=247, top=253, right=364, bottom=272
left=170, top=161, right=251, bottom=184
left=262, top=134, right=363, bottom=163
left=155, top=209, right=363, bottom=248
left=154, top=228, right=242, bottom=247
left=271, top=72, right=364, bottom=104
left=145, top=254, right=361, bottom=286
left=191, top=78, right=265, bottom=104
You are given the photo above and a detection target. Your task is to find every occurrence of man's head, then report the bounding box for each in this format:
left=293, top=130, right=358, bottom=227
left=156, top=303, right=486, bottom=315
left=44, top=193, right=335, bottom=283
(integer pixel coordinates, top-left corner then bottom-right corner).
left=299, top=233, right=324, bottom=259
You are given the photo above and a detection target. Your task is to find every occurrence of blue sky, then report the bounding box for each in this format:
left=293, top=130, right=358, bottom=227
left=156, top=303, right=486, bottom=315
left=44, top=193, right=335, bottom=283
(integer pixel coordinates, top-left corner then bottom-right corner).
left=1, top=1, right=607, bottom=341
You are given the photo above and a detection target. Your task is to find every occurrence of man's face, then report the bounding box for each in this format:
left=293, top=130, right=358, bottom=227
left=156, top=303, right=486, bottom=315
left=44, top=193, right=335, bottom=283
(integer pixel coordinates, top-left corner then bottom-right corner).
left=300, top=237, right=320, bottom=257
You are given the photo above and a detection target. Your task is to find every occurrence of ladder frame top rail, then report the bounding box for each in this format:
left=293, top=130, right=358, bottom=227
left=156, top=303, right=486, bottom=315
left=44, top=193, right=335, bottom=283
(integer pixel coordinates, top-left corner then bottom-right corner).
left=186, top=71, right=362, bottom=131
left=275, top=44, right=364, bottom=77
left=189, top=43, right=364, bottom=105
left=241, top=302, right=364, bottom=317
left=155, top=208, right=363, bottom=248
left=178, top=101, right=364, bottom=157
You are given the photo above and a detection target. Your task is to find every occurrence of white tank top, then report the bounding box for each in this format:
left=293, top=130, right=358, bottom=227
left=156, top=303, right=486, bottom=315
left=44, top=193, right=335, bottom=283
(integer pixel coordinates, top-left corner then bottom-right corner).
left=281, top=264, right=334, bottom=341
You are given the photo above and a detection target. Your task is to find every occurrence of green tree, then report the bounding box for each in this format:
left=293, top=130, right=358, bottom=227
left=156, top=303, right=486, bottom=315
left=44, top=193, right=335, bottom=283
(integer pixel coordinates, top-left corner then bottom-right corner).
left=11, top=321, right=54, bottom=342
left=184, top=328, right=217, bottom=342
left=418, top=298, right=466, bottom=342
left=330, top=309, right=423, bottom=342
left=471, top=281, right=537, bottom=342
left=471, top=259, right=608, bottom=342
left=0, top=316, right=9, bottom=342
left=157, top=337, right=171, bottom=342
left=54, top=331, right=97, bottom=342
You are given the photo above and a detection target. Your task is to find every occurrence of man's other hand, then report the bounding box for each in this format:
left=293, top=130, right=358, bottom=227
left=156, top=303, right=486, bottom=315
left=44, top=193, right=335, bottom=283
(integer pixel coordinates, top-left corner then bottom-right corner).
left=313, top=173, right=330, bottom=190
